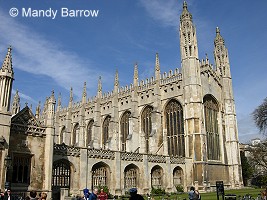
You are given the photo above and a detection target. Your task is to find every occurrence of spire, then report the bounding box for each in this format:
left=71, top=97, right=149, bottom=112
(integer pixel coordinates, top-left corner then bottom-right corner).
left=213, top=27, right=230, bottom=77
left=69, top=87, right=73, bottom=107
left=97, top=76, right=102, bottom=98
left=11, top=89, right=20, bottom=115
left=214, top=27, right=225, bottom=46
left=155, top=53, right=161, bottom=80
left=1, top=46, right=13, bottom=73
left=180, top=1, right=192, bottom=22
left=82, top=82, right=87, bottom=104
left=133, top=63, right=139, bottom=87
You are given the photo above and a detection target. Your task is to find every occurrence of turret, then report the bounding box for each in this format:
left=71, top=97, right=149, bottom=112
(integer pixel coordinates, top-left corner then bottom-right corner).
left=0, top=46, right=14, bottom=112
left=11, top=90, right=20, bottom=115
left=180, top=1, right=204, bottom=189
left=214, top=27, right=231, bottom=77
left=213, top=27, right=242, bottom=187
left=179, top=1, right=198, bottom=60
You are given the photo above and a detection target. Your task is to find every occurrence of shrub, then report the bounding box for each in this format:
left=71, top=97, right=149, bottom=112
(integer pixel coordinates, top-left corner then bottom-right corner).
left=175, top=184, right=184, bottom=193
left=151, top=187, right=166, bottom=195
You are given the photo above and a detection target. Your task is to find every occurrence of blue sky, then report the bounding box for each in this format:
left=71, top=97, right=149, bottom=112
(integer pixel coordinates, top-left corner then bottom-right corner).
left=0, top=0, right=266, bottom=143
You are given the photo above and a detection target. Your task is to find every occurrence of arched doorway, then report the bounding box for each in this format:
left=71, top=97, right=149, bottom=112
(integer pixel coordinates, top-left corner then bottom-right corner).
left=52, top=159, right=71, bottom=200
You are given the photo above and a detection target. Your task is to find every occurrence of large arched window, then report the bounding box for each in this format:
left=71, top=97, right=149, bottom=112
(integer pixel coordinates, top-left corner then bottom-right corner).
left=103, top=116, right=111, bottom=148
left=92, top=162, right=109, bottom=189
left=165, top=99, right=185, bottom=157
left=73, top=123, right=79, bottom=146
left=151, top=165, right=163, bottom=189
left=141, top=106, right=153, bottom=153
left=87, top=120, right=94, bottom=147
left=124, top=164, right=139, bottom=190
left=121, top=111, right=131, bottom=151
left=204, top=95, right=220, bottom=160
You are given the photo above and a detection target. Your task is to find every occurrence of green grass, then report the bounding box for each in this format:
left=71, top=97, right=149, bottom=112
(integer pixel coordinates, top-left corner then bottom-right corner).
left=145, top=188, right=263, bottom=200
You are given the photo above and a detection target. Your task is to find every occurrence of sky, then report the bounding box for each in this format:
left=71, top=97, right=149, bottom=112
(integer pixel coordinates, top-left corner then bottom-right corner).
left=0, top=0, right=266, bottom=143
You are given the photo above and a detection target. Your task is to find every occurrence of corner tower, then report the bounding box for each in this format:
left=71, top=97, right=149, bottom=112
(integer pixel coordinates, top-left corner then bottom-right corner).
left=0, top=46, right=14, bottom=189
left=180, top=2, right=205, bottom=189
left=214, top=27, right=242, bottom=187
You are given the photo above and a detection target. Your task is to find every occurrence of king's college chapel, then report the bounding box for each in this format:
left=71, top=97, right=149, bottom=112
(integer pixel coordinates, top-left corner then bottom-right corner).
left=0, top=2, right=243, bottom=199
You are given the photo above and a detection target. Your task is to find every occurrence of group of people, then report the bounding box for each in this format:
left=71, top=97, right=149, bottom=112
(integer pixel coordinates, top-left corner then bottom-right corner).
left=81, top=188, right=108, bottom=200
left=81, top=187, right=144, bottom=200
left=0, top=189, right=47, bottom=200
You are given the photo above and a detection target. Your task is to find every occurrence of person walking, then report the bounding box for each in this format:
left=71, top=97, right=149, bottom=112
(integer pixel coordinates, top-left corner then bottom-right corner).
left=98, top=188, right=107, bottom=200
left=89, top=188, right=98, bottom=200
left=129, top=188, right=144, bottom=200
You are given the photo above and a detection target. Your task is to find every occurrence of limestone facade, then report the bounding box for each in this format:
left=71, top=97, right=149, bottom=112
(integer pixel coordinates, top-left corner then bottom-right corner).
left=0, top=2, right=243, bottom=199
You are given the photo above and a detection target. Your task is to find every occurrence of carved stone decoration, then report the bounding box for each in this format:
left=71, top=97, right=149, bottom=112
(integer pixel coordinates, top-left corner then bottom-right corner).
left=121, top=152, right=143, bottom=162
left=87, top=148, right=115, bottom=160
left=148, top=154, right=166, bottom=163
left=54, top=143, right=80, bottom=157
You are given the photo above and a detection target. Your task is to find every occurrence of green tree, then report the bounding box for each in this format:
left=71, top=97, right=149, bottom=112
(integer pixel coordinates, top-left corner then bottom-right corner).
left=240, top=151, right=254, bottom=186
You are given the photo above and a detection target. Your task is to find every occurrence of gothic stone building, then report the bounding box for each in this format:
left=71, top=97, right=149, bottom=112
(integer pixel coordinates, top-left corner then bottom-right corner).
left=0, top=2, right=243, bottom=199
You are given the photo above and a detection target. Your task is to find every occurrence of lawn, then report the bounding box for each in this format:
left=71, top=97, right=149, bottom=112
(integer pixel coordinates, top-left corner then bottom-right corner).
left=146, top=188, right=263, bottom=200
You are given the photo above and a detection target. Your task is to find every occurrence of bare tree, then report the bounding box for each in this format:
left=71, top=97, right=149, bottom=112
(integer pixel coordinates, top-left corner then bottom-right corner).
left=253, top=97, right=267, bottom=134
left=247, top=141, right=267, bottom=175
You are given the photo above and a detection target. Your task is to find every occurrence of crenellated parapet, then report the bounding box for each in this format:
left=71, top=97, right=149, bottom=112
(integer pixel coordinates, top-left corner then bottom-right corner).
left=200, top=58, right=222, bottom=87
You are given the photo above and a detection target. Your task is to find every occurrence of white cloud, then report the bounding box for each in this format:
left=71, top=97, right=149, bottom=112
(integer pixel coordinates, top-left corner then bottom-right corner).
left=0, top=10, right=110, bottom=100
left=11, top=89, right=38, bottom=104
left=138, top=0, right=182, bottom=28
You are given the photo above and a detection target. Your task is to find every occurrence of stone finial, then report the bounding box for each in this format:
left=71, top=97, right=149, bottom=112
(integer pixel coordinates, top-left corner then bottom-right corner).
left=83, top=82, right=87, bottom=98
left=114, top=69, right=119, bottom=87
left=69, top=87, right=73, bottom=107
left=98, top=76, right=102, bottom=92
left=214, top=26, right=224, bottom=45
left=12, top=89, right=20, bottom=115
left=155, top=53, right=160, bottom=72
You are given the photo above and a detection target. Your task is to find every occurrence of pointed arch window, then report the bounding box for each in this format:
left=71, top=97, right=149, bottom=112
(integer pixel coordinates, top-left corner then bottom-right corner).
left=124, top=164, right=138, bottom=190
left=73, top=123, right=79, bottom=146
left=103, top=116, right=111, bottom=148
left=87, top=120, right=94, bottom=147
left=60, top=126, right=66, bottom=144
left=141, top=106, right=153, bottom=153
left=204, top=95, right=220, bottom=160
left=121, top=111, right=131, bottom=151
left=92, top=163, right=109, bottom=189
left=52, top=160, right=70, bottom=188
left=165, top=99, right=185, bottom=157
